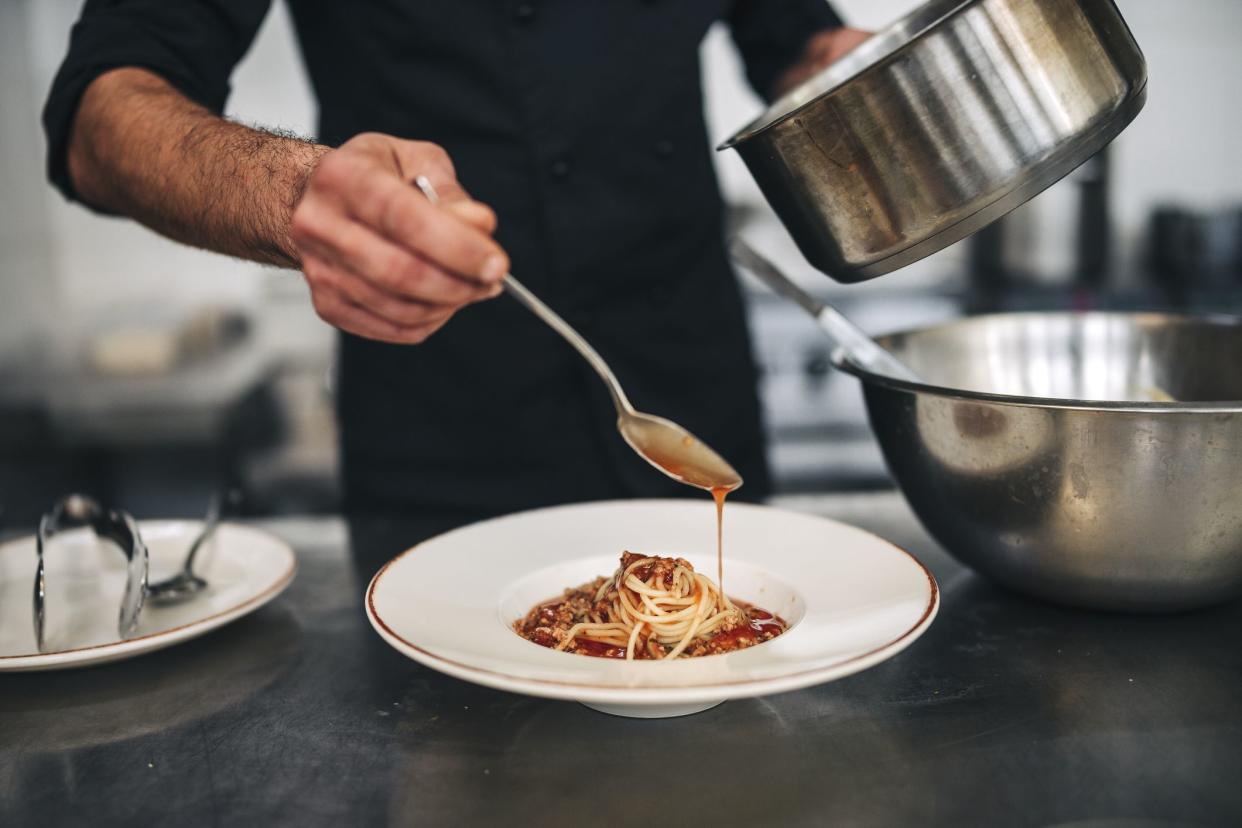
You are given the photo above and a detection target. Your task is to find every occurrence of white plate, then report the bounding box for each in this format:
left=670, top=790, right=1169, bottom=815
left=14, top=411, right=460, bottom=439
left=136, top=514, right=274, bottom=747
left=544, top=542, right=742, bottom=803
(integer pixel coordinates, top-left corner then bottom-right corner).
left=0, top=521, right=297, bottom=671
left=366, top=499, right=938, bottom=718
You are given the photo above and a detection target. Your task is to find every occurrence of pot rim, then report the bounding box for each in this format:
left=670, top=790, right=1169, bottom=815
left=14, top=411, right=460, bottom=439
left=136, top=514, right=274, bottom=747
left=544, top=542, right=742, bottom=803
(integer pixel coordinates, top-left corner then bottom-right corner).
left=831, top=311, right=1242, bottom=413
left=717, top=0, right=973, bottom=150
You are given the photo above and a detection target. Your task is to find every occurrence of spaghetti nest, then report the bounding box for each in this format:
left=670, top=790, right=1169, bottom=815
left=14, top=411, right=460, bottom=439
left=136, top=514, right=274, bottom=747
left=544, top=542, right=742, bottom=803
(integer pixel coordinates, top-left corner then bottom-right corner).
left=515, top=552, right=786, bottom=660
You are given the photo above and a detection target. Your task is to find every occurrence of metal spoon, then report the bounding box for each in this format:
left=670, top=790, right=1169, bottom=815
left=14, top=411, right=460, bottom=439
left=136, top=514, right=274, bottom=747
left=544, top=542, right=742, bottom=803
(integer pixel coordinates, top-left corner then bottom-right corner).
left=415, top=176, right=742, bottom=493
left=146, top=490, right=235, bottom=604
left=729, top=237, right=922, bottom=383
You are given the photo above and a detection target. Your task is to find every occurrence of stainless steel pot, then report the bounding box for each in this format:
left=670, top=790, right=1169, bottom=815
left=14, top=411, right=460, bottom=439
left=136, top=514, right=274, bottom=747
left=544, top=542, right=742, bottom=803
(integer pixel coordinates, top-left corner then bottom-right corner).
left=834, top=312, right=1242, bottom=612
left=719, top=0, right=1147, bottom=283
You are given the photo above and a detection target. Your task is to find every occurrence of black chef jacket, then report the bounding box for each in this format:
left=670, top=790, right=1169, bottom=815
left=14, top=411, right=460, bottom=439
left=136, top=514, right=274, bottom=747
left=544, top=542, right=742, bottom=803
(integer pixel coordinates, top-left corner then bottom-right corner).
left=44, top=0, right=843, bottom=525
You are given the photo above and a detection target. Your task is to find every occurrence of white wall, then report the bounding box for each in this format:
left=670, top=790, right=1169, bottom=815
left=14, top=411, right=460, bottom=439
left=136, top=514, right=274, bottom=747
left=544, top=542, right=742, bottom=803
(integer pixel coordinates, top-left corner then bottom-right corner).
left=1107, top=1, right=1242, bottom=253
left=0, top=1, right=59, bottom=358
left=14, top=0, right=315, bottom=349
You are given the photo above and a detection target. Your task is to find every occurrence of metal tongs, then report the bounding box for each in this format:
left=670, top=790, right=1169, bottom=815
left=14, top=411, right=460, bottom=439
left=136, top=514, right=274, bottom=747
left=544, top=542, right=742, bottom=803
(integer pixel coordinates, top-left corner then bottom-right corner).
left=34, top=494, right=149, bottom=653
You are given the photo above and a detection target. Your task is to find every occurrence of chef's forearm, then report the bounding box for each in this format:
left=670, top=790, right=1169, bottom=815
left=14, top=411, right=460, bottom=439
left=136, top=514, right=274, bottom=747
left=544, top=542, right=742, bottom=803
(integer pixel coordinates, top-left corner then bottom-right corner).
left=67, top=67, right=330, bottom=268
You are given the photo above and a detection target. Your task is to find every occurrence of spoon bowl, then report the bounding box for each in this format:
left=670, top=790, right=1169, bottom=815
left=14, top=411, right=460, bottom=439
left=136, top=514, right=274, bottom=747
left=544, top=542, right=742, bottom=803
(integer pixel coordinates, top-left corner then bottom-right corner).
left=618, top=412, right=742, bottom=493
left=145, top=571, right=209, bottom=605
left=146, top=489, right=237, bottom=605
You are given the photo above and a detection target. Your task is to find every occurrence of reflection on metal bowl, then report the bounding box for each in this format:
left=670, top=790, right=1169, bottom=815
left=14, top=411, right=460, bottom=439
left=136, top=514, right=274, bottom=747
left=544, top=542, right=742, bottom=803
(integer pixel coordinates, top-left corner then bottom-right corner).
left=836, top=312, right=1242, bottom=611
left=912, top=397, right=1059, bottom=533
left=915, top=397, right=1057, bottom=475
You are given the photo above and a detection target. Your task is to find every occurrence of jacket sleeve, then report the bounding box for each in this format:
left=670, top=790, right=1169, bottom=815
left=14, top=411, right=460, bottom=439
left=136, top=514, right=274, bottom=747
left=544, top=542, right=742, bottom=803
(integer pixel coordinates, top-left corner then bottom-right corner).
left=42, top=0, right=273, bottom=206
left=726, top=0, right=845, bottom=101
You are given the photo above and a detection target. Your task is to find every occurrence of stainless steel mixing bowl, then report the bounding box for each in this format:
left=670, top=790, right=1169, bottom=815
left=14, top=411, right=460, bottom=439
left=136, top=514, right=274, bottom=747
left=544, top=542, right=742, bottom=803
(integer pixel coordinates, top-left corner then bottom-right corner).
left=834, top=312, right=1242, bottom=611
left=720, top=0, right=1147, bottom=283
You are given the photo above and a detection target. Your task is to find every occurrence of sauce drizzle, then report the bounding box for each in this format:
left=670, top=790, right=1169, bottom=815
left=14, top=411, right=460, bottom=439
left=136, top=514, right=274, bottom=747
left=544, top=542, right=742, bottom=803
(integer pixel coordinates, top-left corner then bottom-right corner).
left=712, top=485, right=730, bottom=600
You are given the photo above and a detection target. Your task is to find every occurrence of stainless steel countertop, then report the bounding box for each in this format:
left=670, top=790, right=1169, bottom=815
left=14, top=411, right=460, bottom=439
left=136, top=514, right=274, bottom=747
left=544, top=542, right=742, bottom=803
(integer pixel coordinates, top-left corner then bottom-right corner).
left=2, top=492, right=1240, bottom=826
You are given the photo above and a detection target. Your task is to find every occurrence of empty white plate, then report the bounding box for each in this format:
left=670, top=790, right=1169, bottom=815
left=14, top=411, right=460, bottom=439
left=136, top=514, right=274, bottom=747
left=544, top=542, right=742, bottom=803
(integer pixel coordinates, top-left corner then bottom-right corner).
left=0, top=520, right=296, bottom=671
left=367, top=499, right=938, bottom=718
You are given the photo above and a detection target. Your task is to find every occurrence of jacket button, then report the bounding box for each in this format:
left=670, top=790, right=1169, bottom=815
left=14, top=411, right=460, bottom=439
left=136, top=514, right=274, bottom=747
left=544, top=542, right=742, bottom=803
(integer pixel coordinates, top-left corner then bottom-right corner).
left=653, top=139, right=675, bottom=158
left=549, top=158, right=571, bottom=178
left=514, top=3, right=535, bottom=23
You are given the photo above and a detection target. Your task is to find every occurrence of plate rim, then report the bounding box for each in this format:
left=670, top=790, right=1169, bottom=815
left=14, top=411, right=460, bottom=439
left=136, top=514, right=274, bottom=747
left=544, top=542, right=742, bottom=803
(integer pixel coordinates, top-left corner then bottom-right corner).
left=0, top=520, right=298, bottom=670
left=365, top=499, right=939, bottom=704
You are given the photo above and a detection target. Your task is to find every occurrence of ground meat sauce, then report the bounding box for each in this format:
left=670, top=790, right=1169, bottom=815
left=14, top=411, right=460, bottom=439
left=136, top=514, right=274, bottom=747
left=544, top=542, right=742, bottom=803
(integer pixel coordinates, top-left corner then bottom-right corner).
left=681, top=602, right=785, bottom=657
left=620, top=551, right=680, bottom=589
left=513, top=556, right=788, bottom=660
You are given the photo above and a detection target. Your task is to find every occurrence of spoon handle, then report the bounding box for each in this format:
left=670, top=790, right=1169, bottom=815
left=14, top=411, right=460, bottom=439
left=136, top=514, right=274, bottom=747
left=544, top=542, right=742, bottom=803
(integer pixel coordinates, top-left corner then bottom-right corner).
left=813, top=305, right=921, bottom=382
left=414, top=176, right=633, bottom=414
left=729, top=237, right=921, bottom=383
left=729, top=236, right=824, bottom=317
left=182, top=488, right=233, bottom=573
left=500, top=273, right=633, bottom=412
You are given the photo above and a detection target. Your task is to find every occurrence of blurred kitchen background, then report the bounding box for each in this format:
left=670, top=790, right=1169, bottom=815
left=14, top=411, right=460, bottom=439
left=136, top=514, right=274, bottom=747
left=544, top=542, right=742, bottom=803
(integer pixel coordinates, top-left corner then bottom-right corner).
left=2, top=0, right=1240, bottom=527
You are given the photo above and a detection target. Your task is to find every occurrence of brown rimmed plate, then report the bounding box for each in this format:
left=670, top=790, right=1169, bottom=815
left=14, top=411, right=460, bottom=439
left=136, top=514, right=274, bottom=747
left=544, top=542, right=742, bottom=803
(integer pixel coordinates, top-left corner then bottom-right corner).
left=0, top=521, right=296, bottom=670
left=366, top=500, right=937, bottom=718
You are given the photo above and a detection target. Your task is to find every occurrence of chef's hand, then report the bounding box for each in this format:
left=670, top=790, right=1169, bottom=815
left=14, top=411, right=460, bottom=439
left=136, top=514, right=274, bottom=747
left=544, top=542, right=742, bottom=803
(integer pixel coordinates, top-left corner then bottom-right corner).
left=290, top=133, right=509, bottom=344
left=774, top=27, right=873, bottom=97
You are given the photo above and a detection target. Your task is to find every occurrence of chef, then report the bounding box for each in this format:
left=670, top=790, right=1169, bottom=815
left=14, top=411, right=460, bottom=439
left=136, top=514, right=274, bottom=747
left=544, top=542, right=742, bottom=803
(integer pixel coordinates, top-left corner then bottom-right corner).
left=43, top=1, right=866, bottom=534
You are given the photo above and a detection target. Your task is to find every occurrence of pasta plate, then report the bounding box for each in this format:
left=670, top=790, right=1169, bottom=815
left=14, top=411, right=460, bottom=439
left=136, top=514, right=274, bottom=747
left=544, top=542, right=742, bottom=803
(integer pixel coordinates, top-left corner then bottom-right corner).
left=366, top=499, right=937, bottom=718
